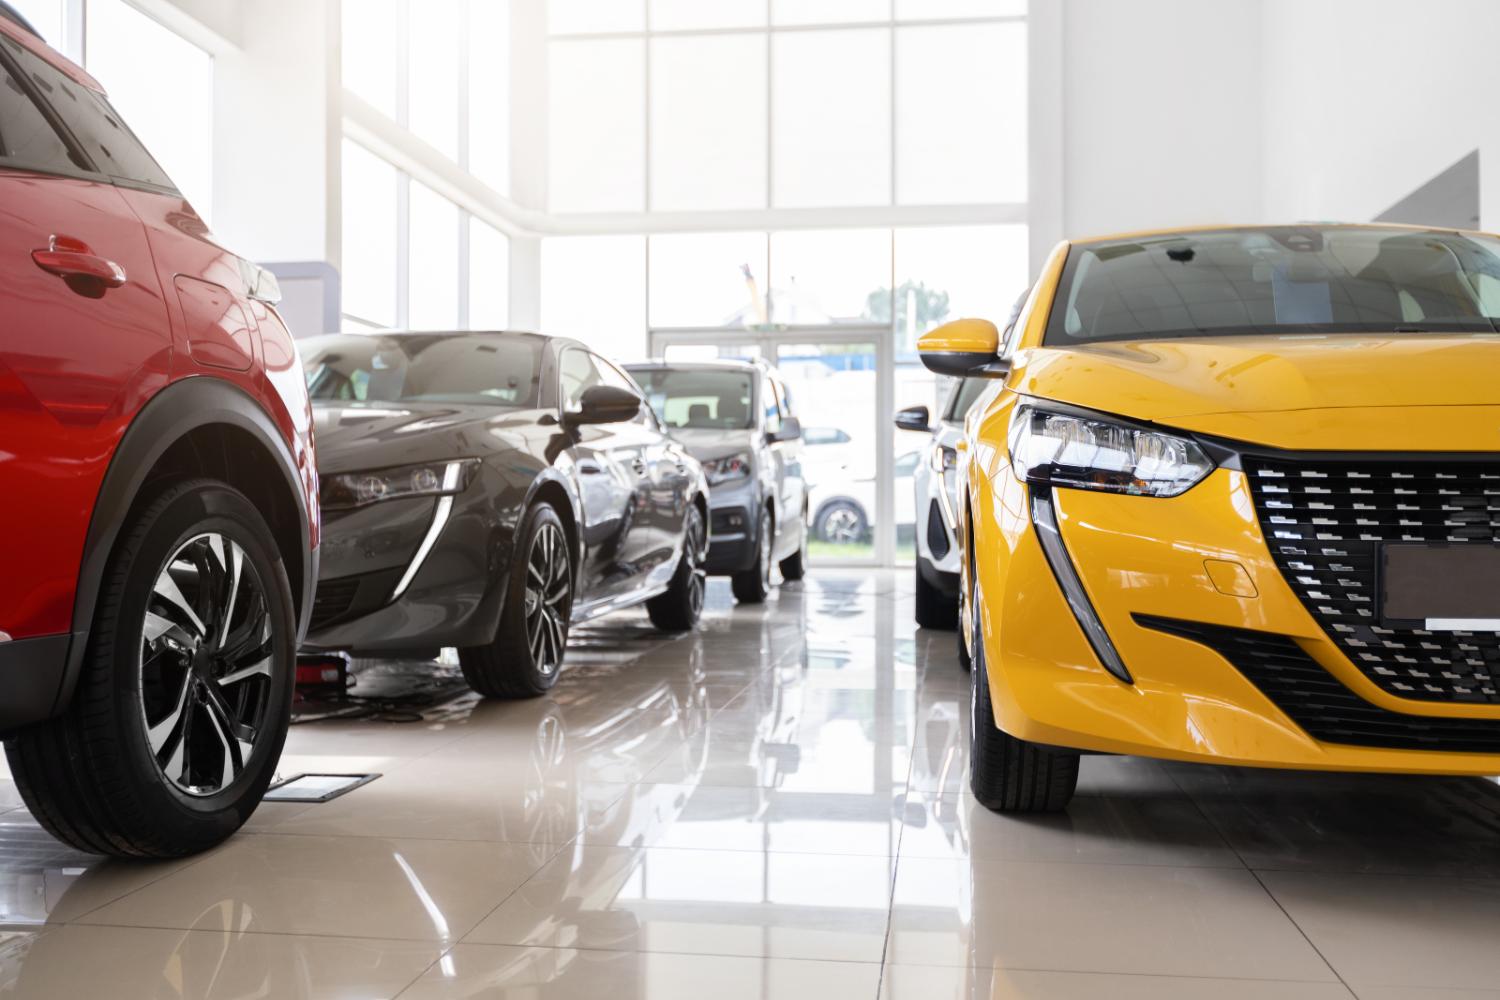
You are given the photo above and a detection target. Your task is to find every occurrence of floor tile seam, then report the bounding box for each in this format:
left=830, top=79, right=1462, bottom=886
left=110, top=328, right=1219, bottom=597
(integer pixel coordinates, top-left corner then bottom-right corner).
left=1247, top=865, right=1500, bottom=882
left=877, top=747, right=913, bottom=1000
left=448, top=832, right=585, bottom=949
left=58, top=919, right=458, bottom=946
left=416, top=938, right=892, bottom=968
left=576, top=839, right=898, bottom=858
left=1249, top=854, right=1355, bottom=991
left=881, top=957, right=1360, bottom=988
left=48, top=842, right=235, bottom=925
left=892, top=853, right=1254, bottom=871
left=390, top=942, right=458, bottom=999
left=235, top=829, right=589, bottom=848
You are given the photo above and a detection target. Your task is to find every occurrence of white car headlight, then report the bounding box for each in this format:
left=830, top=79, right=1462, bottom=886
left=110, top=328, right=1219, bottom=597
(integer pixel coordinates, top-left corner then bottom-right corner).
left=1007, top=404, right=1214, bottom=498
left=703, top=452, right=753, bottom=486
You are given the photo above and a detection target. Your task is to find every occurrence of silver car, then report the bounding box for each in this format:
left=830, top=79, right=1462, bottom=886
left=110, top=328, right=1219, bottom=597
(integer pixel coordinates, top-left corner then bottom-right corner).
left=627, top=360, right=808, bottom=603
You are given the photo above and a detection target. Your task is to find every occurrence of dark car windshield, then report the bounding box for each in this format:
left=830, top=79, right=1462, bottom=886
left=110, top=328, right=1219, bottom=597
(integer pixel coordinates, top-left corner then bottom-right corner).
left=303, top=334, right=541, bottom=408
left=1046, top=225, right=1500, bottom=345
left=630, top=368, right=755, bottom=430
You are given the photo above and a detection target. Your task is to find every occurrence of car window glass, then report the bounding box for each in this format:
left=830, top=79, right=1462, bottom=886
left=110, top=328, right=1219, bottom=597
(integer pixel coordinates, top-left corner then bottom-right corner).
left=944, top=378, right=989, bottom=425
left=560, top=348, right=604, bottom=411
left=630, top=368, right=756, bottom=430
left=762, top=376, right=781, bottom=435
left=302, top=334, right=542, bottom=407
left=895, top=451, right=919, bottom=476
left=593, top=354, right=655, bottom=427
left=7, top=38, right=175, bottom=190
left=0, top=42, right=81, bottom=174
left=998, top=286, right=1032, bottom=359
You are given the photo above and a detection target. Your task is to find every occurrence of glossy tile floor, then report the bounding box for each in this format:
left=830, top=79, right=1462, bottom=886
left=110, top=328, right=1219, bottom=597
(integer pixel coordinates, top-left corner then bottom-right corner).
left=1, top=571, right=1499, bottom=998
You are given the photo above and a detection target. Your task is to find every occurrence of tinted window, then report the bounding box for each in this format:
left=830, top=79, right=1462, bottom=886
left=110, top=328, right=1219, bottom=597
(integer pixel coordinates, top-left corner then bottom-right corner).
left=6, top=37, right=175, bottom=189
left=803, top=427, right=850, bottom=446
left=943, top=378, right=988, bottom=425
left=303, top=333, right=542, bottom=407
left=594, top=355, right=654, bottom=426
left=1047, top=226, right=1500, bottom=345
left=630, top=368, right=756, bottom=430
left=0, top=42, right=80, bottom=174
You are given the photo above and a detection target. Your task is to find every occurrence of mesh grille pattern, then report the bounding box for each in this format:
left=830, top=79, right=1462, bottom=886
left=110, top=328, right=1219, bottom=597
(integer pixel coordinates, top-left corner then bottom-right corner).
left=309, top=578, right=360, bottom=632
left=1137, top=615, right=1500, bottom=754
left=1244, top=456, right=1500, bottom=704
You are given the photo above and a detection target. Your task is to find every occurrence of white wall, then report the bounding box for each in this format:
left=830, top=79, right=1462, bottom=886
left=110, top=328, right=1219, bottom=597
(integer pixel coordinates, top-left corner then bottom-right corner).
left=1260, top=0, right=1499, bottom=228
left=1057, top=0, right=1264, bottom=242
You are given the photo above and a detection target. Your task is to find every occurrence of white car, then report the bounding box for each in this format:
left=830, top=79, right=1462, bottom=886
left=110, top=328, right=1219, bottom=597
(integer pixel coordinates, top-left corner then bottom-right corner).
left=896, top=378, right=992, bottom=629
left=807, top=452, right=917, bottom=546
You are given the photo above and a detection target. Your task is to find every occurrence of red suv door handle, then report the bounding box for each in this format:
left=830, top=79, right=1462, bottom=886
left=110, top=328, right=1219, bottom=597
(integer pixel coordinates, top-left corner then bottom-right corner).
left=32, top=235, right=127, bottom=290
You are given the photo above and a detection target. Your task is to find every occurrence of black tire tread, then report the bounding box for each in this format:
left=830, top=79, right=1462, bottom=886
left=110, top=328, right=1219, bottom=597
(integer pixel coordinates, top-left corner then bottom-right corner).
left=647, top=507, right=704, bottom=632
left=914, top=562, right=957, bottom=630
left=730, top=508, right=773, bottom=604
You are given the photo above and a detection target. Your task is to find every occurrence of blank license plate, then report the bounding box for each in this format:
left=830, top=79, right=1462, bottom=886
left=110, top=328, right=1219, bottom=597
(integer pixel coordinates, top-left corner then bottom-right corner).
left=1382, top=544, right=1500, bottom=630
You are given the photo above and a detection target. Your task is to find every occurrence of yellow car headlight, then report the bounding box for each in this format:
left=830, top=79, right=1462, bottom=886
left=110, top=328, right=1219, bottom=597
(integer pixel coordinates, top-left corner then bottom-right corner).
left=1008, top=404, right=1214, bottom=497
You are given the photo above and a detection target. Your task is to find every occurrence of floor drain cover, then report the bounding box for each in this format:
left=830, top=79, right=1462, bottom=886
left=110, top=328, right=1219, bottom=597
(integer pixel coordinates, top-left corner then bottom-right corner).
left=264, top=773, right=380, bottom=803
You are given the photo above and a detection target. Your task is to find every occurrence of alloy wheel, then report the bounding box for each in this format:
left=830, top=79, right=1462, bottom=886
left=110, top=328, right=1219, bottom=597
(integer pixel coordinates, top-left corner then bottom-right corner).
left=525, top=522, right=571, bottom=675
left=686, top=510, right=707, bottom=618
left=140, top=533, right=275, bottom=797
left=822, top=506, right=863, bottom=545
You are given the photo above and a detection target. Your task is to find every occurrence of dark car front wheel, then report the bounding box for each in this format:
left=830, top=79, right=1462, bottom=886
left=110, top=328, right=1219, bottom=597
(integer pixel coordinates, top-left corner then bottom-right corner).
left=7, top=479, right=296, bottom=858
left=731, top=506, right=774, bottom=604
left=778, top=509, right=808, bottom=582
left=460, top=502, right=572, bottom=699
left=647, top=504, right=707, bottom=632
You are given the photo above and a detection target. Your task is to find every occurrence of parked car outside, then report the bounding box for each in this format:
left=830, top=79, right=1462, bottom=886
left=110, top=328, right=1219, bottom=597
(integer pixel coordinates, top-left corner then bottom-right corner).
left=0, top=10, right=317, bottom=857
left=806, top=452, right=918, bottom=547
left=301, top=332, right=710, bottom=698
left=922, top=223, right=1500, bottom=816
left=626, top=360, right=808, bottom=603
left=896, top=378, right=994, bottom=633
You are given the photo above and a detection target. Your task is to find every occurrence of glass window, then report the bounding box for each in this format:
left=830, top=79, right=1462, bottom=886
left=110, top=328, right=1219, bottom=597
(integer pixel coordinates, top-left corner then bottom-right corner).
left=762, top=376, right=781, bottom=434
left=0, top=43, right=78, bottom=174
left=769, top=229, right=892, bottom=325
left=896, top=0, right=1026, bottom=18
left=342, top=0, right=399, bottom=118
left=630, top=367, right=756, bottom=430
left=559, top=347, right=604, bottom=410
left=650, top=0, right=765, bottom=31
left=549, top=38, right=644, bottom=212
left=303, top=333, right=541, bottom=407
left=650, top=33, right=766, bottom=211
left=648, top=232, right=768, bottom=329
left=340, top=139, right=399, bottom=327
left=469, top=218, right=510, bottom=330
left=772, top=28, right=889, bottom=208
left=547, top=0, right=643, bottom=35
left=408, top=0, right=461, bottom=160
left=541, top=235, right=647, bottom=360
left=771, top=0, right=886, bottom=25
left=7, top=0, right=62, bottom=46
left=892, top=225, right=1029, bottom=348
left=944, top=377, right=989, bottom=425
left=408, top=180, right=461, bottom=330
left=1047, top=226, right=1500, bottom=345
left=895, top=22, right=1025, bottom=204
left=468, top=0, right=509, bottom=195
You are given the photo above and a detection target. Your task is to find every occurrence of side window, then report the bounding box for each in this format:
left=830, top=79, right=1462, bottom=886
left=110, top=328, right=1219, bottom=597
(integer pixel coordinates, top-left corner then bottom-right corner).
left=8, top=39, right=175, bottom=190
left=560, top=348, right=604, bottom=411
left=594, top=355, right=655, bottom=427
left=773, top=378, right=794, bottom=419
left=999, top=286, right=1033, bottom=360
left=0, top=39, right=82, bottom=174
left=762, top=376, right=781, bottom=435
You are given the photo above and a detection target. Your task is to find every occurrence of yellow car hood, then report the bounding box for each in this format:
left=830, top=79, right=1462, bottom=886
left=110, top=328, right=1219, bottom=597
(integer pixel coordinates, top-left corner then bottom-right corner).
left=1012, top=334, right=1500, bottom=450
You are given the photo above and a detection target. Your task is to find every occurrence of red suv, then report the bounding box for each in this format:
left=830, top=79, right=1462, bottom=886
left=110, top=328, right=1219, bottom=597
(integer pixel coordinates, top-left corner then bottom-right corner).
left=0, top=10, right=317, bottom=857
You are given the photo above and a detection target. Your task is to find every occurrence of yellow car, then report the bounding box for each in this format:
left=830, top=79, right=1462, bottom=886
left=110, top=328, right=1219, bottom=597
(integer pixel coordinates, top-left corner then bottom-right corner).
left=919, top=223, right=1500, bottom=813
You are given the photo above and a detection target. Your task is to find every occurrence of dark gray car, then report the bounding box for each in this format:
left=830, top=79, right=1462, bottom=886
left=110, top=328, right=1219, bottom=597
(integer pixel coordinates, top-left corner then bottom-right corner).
left=626, top=360, right=808, bottom=603
left=300, top=332, right=710, bottom=698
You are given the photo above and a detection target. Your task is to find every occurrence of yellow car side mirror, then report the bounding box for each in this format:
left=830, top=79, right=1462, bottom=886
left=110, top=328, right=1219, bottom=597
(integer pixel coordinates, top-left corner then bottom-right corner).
left=917, top=318, right=1008, bottom=379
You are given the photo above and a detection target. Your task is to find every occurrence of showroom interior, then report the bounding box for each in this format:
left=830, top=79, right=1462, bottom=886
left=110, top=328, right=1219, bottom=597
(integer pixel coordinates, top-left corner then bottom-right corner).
left=0, top=0, right=1498, bottom=997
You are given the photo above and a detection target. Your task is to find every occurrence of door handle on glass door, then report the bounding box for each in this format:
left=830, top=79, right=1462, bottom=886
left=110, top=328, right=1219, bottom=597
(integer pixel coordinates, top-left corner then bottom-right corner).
left=32, top=235, right=127, bottom=293
left=631, top=457, right=649, bottom=475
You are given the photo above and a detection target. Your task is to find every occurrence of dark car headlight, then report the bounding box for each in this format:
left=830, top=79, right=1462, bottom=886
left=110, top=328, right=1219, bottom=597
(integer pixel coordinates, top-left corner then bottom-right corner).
left=322, top=459, right=478, bottom=510
left=702, top=452, right=752, bottom=486
left=1008, top=404, right=1214, bottom=498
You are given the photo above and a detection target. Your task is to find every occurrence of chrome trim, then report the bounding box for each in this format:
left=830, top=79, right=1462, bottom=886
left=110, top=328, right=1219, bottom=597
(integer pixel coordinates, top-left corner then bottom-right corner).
left=1030, top=491, right=1133, bottom=684
left=389, top=462, right=463, bottom=602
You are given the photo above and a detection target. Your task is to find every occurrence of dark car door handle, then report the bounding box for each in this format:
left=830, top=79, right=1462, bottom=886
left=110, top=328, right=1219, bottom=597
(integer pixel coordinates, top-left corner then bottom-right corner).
left=32, top=235, right=127, bottom=291
left=578, top=461, right=603, bottom=475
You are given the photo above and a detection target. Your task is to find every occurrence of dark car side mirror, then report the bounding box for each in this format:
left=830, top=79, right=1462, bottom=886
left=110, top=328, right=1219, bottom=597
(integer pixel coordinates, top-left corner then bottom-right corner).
left=894, top=405, right=931, bottom=433
left=769, top=415, right=802, bottom=443
left=565, top=385, right=641, bottom=427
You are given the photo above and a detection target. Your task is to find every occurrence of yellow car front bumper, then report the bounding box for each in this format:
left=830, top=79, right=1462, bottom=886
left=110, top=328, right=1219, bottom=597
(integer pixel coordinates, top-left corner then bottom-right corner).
left=975, top=465, right=1500, bottom=775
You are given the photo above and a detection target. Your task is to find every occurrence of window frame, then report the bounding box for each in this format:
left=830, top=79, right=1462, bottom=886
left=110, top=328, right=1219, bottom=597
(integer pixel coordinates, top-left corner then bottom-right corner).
left=0, top=35, right=100, bottom=183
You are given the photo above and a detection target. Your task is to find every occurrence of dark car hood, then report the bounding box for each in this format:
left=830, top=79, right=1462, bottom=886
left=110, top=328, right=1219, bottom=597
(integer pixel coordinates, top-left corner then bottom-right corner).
left=665, top=426, right=759, bottom=463
left=312, top=401, right=544, bottom=474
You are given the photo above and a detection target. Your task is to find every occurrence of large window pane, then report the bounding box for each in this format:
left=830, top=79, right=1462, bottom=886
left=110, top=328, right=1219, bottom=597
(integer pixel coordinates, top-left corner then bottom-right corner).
left=8, top=0, right=62, bottom=46
left=341, top=140, right=399, bottom=327
left=771, top=0, right=885, bottom=25
left=892, top=225, right=1029, bottom=349
left=342, top=0, right=399, bottom=118
left=649, top=232, right=768, bottom=329
left=542, top=236, right=646, bottom=360
left=408, top=0, right=461, bottom=159
left=86, top=0, right=213, bottom=214
left=469, top=219, right=510, bottom=330
left=896, top=0, right=1026, bottom=18
left=651, top=34, right=767, bottom=211
left=408, top=181, right=461, bottom=330
left=770, top=230, right=891, bottom=325
left=773, top=29, right=889, bottom=208
left=650, top=0, right=765, bottom=31
left=469, top=0, right=509, bottom=194
left=549, top=39, right=645, bottom=212
left=548, top=0, right=643, bottom=35
left=895, top=22, right=1026, bottom=204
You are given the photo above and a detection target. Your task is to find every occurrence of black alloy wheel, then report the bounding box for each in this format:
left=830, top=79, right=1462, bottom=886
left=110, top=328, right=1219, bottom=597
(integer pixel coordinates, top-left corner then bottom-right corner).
left=732, top=506, right=774, bottom=604
left=524, top=521, right=571, bottom=677
left=648, top=504, right=707, bottom=631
